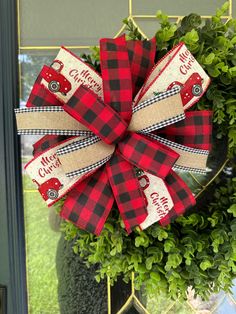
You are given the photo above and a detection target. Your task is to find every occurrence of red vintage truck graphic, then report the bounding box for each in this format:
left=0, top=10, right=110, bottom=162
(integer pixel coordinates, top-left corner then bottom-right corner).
left=138, top=174, right=150, bottom=206
left=41, top=60, right=71, bottom=95
left=167, top=72, right=203, bottom=106
left=32, top=178, right=63, bottom=201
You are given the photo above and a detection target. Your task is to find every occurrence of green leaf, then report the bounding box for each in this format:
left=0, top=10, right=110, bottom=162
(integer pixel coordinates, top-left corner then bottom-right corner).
left=231, top=36, right=236, bottom=44
left=73, top=245, right=78, bottom=254
left=228, top=127, right=236, bottom=148
left=104, top=223, right=114, bottom=233
left=164, top=239, right=176, bottom=252
left=181, top=29, right=199, bottom=44
left=110, top=248, right=117, bottom=256
left=150, top=272, right=161, bottom=282
left=204, top=53, right=215, bottom=65
left=216, top=1, right=230, bottom=17
left=136, top=264, right=147, bottom=274
left=156, top=10, right=170, bottom=27
left=200, top=260, right=213, bottom=271
left=165, top=253, right=182, bottom=270
left=228, top=204, right=236, bottom=217
left=146, top=256, right=154, bottom=270
left=229, top=66, right=236, bottom=76
left=207, top=66, right=221, bottom=77
left=95, top=275, right=101, bottom=283
left=151, top=226, right=168, bottom=241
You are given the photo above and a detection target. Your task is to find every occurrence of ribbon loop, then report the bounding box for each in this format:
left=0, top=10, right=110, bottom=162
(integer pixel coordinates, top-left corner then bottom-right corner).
left=100, top=35, right=133, bottom=123
left=129, top=88, right=185, bottom=133
left=127, top=38, right=156, bottom=97
left=147, top=133, right=209, bottom=174
left=106, top=152, right=147, bottom=233
left=61, top=166, right=114, bottom=235
left=156, top=111, right=213, bottom=150
left=135, top=42, right=211, bottom=110
left=33, top=135, right=69, bottom=156
left=159, top=170, right=196, bottom=226
left=56, top=136, right=115, bottom=178
left=15, top=106, right=92, bottom=136
left=63, top=85, right=129, bottom=145
left=118, top=132, right=179, bottom=179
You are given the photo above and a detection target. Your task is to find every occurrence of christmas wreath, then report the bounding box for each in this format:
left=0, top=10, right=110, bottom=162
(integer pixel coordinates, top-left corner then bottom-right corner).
left=16, top=2, right=236, bottom=300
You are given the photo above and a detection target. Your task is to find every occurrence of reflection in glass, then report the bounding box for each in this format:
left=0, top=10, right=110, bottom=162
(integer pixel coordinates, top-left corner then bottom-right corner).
left=20, top=52, right=62, bottom=314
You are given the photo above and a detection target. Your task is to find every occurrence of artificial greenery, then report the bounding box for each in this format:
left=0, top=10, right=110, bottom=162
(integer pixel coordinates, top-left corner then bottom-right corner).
left=58, top=2, right=236, bottom=300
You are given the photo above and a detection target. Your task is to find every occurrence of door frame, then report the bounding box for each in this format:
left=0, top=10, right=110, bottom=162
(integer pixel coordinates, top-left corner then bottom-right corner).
left=0, top=0, right=28, bottom=313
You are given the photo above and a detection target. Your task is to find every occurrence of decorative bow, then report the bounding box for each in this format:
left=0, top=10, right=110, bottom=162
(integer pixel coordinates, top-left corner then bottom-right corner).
left=15, top=35, right=212, bottom=235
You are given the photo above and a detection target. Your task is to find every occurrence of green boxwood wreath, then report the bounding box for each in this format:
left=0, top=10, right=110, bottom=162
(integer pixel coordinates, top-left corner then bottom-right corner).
left=55, top=2, right=236, bottom=300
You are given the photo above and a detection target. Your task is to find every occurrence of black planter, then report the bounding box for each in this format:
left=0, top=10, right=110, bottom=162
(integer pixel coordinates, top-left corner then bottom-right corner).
left=56, top=235, right=146, bottom=314
left=56, top=235, right=107, bottom=314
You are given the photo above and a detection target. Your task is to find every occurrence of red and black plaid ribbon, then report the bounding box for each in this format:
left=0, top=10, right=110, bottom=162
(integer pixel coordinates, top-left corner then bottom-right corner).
left=156, top=111, right=212, bottom=150
left=106, top=152, right=147, bottom=233
left=61, top=166, right=114, bottom=235
left=64, top=85, right=128, bottom=145
left=33, top=135, right=68, bottom=157
left=100, top=36, right=151, bottom=232
left=159, top=170, right=196, bottom=225
left=27, top=71, right=69, bottom=156
left=118, top=132, right=179, bottom=178
left=100, top=35, right=133, bottom=123
left=126, top=38, right=156, bottom=97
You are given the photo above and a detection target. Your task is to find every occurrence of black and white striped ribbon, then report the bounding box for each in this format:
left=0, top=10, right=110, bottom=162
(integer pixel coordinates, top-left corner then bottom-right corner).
left=146, top=133, right=209, bottom=155
left=139, top=113, right=185, bottom=134
left=66, top=155, right=112, bottom=178
left=57, top=135, right=101, bottom=156
left=15, top=106, right=64, bottom=113
left=173, top=164, right=207, bottom=174
left=17, top=129, right=93, bottom=136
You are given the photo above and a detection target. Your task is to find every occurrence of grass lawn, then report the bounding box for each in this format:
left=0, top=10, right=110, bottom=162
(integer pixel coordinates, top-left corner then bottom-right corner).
left=23, top=175, right=60, bottom=314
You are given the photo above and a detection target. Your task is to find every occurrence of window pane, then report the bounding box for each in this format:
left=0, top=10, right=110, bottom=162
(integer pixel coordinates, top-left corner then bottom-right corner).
left=132, top=0, right=229, bottom=16
left=19, top=0, right=128, bottom=46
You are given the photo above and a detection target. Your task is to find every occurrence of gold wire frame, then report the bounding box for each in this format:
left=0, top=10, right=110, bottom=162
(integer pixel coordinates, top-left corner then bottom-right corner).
left=17, top=1, right=234, bottom=313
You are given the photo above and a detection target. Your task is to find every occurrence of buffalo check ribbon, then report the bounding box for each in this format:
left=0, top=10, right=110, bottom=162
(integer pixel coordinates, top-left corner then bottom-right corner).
left=15, top=35, right=212, bottom=235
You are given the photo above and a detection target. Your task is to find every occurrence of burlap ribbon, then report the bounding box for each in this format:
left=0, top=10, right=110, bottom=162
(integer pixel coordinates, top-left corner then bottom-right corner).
left=15, top=36, right=212, bottom=235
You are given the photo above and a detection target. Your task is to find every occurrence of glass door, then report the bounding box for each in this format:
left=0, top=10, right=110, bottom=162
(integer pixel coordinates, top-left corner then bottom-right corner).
left=17, top=1, right=236, bottom=313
